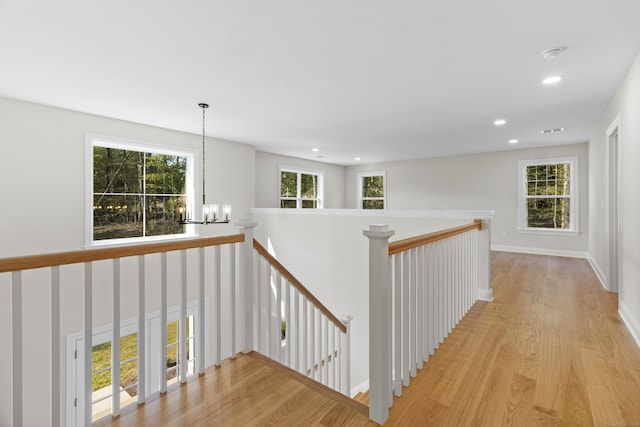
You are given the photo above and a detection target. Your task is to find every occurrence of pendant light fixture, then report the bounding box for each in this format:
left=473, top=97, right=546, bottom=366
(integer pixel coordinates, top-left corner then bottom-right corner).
left=178, top=103, right=231, bottom=225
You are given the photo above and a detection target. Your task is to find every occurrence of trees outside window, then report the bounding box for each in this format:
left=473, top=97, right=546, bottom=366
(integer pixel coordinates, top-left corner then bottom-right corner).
left=358, top=171, right=385, bottom=209
left=87, top=135, right=195, bottom=245
left=518, top=157, right=578, bottom=234
left=280, top=168, right=323, bottom=209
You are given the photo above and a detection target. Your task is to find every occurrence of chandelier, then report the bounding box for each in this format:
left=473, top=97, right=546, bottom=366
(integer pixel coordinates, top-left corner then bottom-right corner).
left=178, top=103, right=230, bottom=225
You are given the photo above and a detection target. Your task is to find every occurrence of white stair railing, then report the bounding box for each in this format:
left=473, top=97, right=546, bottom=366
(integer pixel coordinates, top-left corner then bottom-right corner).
left=364, top=220, right=485, bottom=424
left=0, top=232, right=251, bottom=427
left=253, top=239, right=352, bottom=396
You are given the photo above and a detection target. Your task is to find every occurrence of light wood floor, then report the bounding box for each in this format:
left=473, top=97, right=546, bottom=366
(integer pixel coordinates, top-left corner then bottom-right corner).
left=98, top=252, right=640, bottom=426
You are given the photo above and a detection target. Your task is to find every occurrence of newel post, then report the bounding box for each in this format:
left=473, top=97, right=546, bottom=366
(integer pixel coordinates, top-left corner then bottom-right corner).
left=236, top=219, right=257, bottom=353
left=363, top=224, right=395, bottom=425
left=475, top=218, right=494, bottom=302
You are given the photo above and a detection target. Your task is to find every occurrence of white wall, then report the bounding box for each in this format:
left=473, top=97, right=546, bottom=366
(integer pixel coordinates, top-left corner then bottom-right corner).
left=0, top=96, right=255, bottom=426
left=250, top=208, right=493, bottom=395
left=588, top=51, right=640, bottom=346
left=345, top=143, right=589, bottom=256
left=254, top=151, right=346, bottom=208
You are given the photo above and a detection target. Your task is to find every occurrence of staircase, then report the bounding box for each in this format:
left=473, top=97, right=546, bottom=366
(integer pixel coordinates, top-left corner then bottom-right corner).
left=95, top=352, right=372, bottom=427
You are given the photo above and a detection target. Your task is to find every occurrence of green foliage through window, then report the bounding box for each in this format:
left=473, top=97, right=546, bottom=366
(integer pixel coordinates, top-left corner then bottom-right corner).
left=93, top=145, right=188, bottom=241
left=525, top=163, right=571, bottom=229
left=280, top=169, right=321, bottom=208
left=360, top=174, right=385, bottom=209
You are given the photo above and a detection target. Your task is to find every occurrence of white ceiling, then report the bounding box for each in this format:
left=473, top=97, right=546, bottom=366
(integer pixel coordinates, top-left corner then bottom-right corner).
left=2, top=1, right=640, bottom=165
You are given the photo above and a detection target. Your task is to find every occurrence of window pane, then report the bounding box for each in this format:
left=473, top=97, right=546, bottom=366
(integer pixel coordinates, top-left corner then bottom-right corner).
left=145, top=195, right=186, bottom=236
left=167, top=320, right=178, bottom=381
left=280, top=172, right=297, bottom=197
left=362, top=176, right=384, bottom=198
left=280, top=199, right=297, bottom=209
left=93, top=147, right=142, bottom=194
left=527, top=198, right=570, bottom=229
left=93, top=195, right=144, bottom=240
left=145, top=153, right=187, bottom=195
left=301, top=173, right=317, bottom=198
left=120, top=332, right=138, bottom=397
left=363, top=199, right=384, bottom=210
left=301, top=199, right=317, bottom=209
left=527, top=182, right=547, bottom=196
left=92, top=341, right=112, bottom=392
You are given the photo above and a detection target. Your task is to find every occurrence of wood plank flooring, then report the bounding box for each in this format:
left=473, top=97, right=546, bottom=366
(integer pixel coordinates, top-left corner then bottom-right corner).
left=98, top=252, right=640, bottom=426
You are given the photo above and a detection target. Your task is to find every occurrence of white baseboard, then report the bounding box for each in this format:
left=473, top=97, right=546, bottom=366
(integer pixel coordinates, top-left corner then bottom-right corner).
left=478, top=289, right=494, bottom=302
left=619, top=300, right=640, bottom=350
left=351, top=379, right=369, bottom=398
left=491, top=245, right=588, bottom=259
left=586, top=256, right=610, bottom=292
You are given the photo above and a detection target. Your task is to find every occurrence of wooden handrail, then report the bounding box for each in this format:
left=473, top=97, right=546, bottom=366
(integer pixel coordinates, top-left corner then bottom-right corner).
left=252, top=239, right=347, bottom=334
left=388, top=219, right=482, bottom=256
left=0, top=234, right=245, bottom=273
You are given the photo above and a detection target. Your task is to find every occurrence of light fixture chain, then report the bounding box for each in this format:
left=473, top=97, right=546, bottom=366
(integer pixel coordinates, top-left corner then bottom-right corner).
left=202, top=104, right=206, bottom=206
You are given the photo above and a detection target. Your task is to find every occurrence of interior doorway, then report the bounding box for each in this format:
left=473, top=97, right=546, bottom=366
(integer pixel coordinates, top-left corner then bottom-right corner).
left=606, top=117, right=620, bottom=293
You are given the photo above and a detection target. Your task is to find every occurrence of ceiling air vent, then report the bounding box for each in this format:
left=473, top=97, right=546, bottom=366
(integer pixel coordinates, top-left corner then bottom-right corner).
left=540, top=127, right=564, bottom=134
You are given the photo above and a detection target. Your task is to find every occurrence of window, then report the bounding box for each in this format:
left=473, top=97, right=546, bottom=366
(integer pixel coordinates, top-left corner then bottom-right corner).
left=518, top=157, right=578, bottom=234
left=87, top=135, right=195, bottom=245
left=68, top=303, right=202, bottom=426
left=358, top=171, right=386, bottom=209
left=279, top=167, right=323, bottom=209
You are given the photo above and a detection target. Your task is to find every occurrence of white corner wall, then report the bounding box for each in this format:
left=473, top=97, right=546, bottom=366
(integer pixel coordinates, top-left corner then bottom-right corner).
left=254, top=151, right=346, bottom=208
left=344, top=144, right=589, bottom=256
left=588, top=51, right=640, bottom=347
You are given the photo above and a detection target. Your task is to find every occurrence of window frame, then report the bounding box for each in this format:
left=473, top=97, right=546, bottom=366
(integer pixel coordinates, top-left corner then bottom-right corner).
left=85, top=134, right=197, bottom=247
left=517, top=156, right=579, bottom=235
left=278, top=166, right=324, bottom=209
left=357, top=171, right=386, bottom=210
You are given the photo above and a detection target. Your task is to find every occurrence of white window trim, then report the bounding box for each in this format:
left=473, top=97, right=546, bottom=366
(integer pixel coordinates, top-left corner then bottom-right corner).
left=517, top=156, right=579, bottom=236
left=279, top=165, right=324, bottom=209
left=357, top=171, right=386, bottom=210
left=85, top=134, right=198, bottom=248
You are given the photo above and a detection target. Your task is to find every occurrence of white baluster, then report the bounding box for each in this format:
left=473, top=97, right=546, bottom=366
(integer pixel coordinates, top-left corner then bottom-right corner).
left=214, top=245, right=221, bottom=366
left=302, top=297, right=308, bottom=376
left=84, top=262, right=94, bottom=425
left=274, top=270, right=282, bottom=361
left=393, top=254, right=402, bottom=396
left=402, top=251, right=409, bottom=387
left=51, top=266, right=61, bottom=425
left=230, top=243, right=237, bottom=358
left=285, top=279, right=291, bottom=366
left=12, top=271, right=23, bottom=427
left=179, top=251, right=187, bottom=383
left=138, top=255, right=147, bottom=400
left=293, top=289, right=300, bottom=373
left=113, top=258, right=121, bottom=415
left=410, top=249, right=417, bottom=378
left=160, top=253, right=168, bottom=393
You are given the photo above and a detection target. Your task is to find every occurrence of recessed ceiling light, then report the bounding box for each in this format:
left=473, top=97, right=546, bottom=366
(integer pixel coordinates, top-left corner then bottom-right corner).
left=494, top=119, right=506, bottom=126
left=354, top=157, right=361, bottom=161
left=541, top=46, right=568, bottom=61
left=540, top=127, right=564, bottom=134
left=312, top=148, right=320, bottom=152
left=543, top=75, right=563, bottom=85
left=509, top=139, right=518, bottom=144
